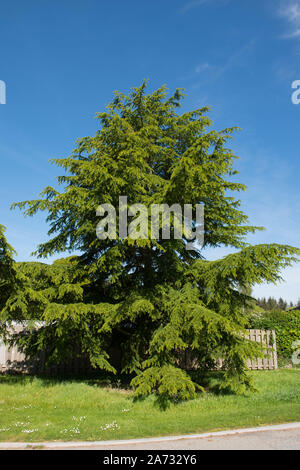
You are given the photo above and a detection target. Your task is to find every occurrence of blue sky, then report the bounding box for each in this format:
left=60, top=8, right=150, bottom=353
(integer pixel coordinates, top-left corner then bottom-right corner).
left=0, top=0, right=299, bottom=302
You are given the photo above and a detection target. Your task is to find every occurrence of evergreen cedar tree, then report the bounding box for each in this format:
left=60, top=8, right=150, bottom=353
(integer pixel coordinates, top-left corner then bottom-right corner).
left=1, top=83, right=299, bottom=402
left=0, top=224, right=17, bottom=312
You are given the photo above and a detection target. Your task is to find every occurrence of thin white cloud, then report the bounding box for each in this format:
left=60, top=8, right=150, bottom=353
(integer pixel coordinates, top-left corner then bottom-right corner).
left=278, top=1, right=300, bottom=38
left=286, top=29, right=300, bottom=38
left=190, top=38, right=257, bottom=87
left=179, top=0, right=231, bottom=14
left=178, top=37, right=256, bottom=95
left=180, top=0, right=211, bottom=14
left=195, top=62, right=211, bottom=73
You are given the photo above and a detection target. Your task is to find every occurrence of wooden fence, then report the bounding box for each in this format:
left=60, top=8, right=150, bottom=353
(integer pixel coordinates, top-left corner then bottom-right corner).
left=246, top=329, right=278, bottom=370
left=0, top=328, right=278, bottom=375
left=178, top=329, right=278, bottom=371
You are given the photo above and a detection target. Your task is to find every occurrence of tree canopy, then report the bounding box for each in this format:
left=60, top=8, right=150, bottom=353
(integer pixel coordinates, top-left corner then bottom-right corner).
left=2, top=82, right=299, bottom=402
left=0, top=224, right=16, bottom=311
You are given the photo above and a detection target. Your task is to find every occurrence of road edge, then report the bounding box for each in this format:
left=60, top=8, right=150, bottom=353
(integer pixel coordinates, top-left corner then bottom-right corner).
left=1, top=422, right=300, bottom=449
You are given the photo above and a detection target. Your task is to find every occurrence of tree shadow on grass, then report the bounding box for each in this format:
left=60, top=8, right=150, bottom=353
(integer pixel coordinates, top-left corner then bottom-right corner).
left=0, top=370, right=135, bottom=390
left=188, top=370, right=240, bottom=396
left=0, top=369, right=247, bottom=401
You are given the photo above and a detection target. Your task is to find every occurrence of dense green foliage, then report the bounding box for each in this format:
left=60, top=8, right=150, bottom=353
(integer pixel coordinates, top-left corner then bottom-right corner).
left=1, top=257, right=119, bottom=372
left=249, top=309, right=300, bottom=360
left=1, top=83, right=299, bottom=402
left=0, top=224, right=17, bottom=311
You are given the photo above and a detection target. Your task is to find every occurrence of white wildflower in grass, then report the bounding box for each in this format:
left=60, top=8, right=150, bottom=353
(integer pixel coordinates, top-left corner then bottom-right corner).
left=22, top=429, right=38, bottom=434
left=10, top=404, right=32, bottom=410
left=70, top=427, right=80, bottom=434
left=72, top=416, right=86, bottom=422
left=60, top=426, right=80, bottom=435
left=100, top=421, right=120, bottom=431
left=60, top=417, right=86, bottom=435
left=0, top=428, right=10, bottom=432
left=121, top=408, right=130, bottom=412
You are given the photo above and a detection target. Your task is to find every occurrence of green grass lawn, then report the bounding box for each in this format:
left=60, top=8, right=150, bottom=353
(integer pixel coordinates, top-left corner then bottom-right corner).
left=0, top=370, right=299, bottom=442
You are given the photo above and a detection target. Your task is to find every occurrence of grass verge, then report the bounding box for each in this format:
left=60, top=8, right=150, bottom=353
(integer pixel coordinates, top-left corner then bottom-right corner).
left=0, top=370, right=299, bottom=442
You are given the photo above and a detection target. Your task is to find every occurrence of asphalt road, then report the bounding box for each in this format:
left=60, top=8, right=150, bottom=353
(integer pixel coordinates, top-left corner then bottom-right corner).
left=53, top=428, right=300, bottom=450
